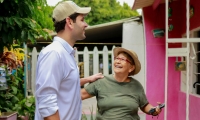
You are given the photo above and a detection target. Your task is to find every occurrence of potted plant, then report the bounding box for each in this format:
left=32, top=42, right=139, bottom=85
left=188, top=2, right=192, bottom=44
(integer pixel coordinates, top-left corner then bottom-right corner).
left=0, top=51, right=18, bottom=120
left=0, top=111, right=18, bottom=120
left=17, top=96, right=35, bottom=120
left=0, top=65, right=8, bottom=90
left=0, top=44, right=26, bottom=120
left=0, top=51, right=18, bottom=90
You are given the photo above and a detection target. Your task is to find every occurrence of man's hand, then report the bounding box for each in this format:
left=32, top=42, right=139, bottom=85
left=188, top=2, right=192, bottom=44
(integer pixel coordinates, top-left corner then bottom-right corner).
left=80, top=73, right=104, bottom=86
left=44, top=111, right=60, bottom=120
left=88, top=73, right=104, bottom=82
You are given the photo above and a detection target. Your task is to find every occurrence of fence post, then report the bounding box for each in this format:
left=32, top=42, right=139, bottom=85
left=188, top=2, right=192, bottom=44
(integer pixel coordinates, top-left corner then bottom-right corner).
left=23, top=43, right=28, bottom=97
left=93, top=47, right=99, bottom=74
left=31, top=47, right=38, bottom=95
left=83, top=47, right=89, bottom=78
left=103, top=46, right=109, bottom=75
left=111, top=46, right=116, bottom=74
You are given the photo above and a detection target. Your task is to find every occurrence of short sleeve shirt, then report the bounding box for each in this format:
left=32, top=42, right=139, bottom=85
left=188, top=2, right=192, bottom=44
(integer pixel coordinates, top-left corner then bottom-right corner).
left=85, top=74, right=148, bottom=120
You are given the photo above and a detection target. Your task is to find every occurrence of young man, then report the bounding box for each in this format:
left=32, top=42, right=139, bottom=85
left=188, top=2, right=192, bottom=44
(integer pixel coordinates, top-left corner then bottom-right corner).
left=34, top=1, right=103, bottom=120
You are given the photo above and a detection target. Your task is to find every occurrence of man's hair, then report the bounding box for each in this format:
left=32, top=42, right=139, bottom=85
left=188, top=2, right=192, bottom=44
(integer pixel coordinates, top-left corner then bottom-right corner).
left=53, top=13, right=80, bottom=33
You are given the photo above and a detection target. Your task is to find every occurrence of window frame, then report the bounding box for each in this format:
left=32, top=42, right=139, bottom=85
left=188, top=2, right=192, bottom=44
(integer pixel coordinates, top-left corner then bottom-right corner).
left=180, top=30, right=200, bottom=97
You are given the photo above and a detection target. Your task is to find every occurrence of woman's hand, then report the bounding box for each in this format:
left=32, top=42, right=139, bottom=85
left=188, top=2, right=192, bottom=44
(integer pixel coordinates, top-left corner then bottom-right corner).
left=141, top=102, right=164, bottom=116
left=149, top=102, right=164, bottom=116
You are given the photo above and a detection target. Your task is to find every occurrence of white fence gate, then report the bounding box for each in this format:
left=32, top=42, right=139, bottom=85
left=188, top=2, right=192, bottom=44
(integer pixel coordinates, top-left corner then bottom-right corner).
left=26, top=45, right=116, bottom=95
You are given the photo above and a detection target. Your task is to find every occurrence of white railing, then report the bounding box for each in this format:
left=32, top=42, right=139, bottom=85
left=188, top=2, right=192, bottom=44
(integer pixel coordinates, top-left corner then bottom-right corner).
left=26, top=45, right=116, bottom=95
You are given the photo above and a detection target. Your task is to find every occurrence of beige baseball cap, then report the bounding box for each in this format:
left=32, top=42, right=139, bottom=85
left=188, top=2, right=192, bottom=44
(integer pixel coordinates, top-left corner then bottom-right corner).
left=52, top=1, right=91, bottom=22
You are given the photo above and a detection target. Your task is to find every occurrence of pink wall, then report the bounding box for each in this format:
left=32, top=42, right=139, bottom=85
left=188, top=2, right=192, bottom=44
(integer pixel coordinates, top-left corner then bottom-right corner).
left=180, top=0, right=200, bottom=34
left=143, top=0, right=200, bottom=120
left=178, top=92, right=200, bottom=120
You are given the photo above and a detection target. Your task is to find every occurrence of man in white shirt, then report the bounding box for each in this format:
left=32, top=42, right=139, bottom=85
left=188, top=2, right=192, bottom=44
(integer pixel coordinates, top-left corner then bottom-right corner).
left=34, top=1, right=103, bottom=120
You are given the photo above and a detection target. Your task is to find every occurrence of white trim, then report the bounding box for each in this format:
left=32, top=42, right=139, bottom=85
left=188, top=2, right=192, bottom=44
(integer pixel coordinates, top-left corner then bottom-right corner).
left=186, top=43, right=190, bottom=120
left=164, top=0, right=169, bottom=120
left=140, top=10, right=147, bottom=120
left=167, top=48, right=188, bottom=57
left=142, top=9, right=147, bottom=95
left=167, top=38, right=200, bottom=43
left=189, top=93, right=200, bottom=98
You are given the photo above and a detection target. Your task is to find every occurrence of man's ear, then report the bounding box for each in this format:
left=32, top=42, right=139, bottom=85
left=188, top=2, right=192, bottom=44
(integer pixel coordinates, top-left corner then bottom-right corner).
left=66, top=18, right=73, bottom=29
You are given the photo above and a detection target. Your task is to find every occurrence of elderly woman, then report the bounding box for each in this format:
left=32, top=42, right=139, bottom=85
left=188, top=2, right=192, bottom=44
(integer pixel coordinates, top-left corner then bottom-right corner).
left=81, top=47, right=162, bottom=120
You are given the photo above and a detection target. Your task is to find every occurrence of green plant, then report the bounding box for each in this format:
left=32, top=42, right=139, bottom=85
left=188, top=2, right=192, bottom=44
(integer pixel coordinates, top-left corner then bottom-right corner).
left=16, top=96, right=35, bottom=120
left=0, top=48, right=35, bottom=119
left=0, top=67, right=24, bottom=111
left=81, top=113, right=87, bottom=120
left=0, top=66, right=36, bottom=120
left=81, top=106, right=96, bottom=120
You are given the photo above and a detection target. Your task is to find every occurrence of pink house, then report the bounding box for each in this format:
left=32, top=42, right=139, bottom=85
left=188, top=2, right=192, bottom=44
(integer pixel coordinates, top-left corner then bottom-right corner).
left=131, top=0, right=200, bottom=120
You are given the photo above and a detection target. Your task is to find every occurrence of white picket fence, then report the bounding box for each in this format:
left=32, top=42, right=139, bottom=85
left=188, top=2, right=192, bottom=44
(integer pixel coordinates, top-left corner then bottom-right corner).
left=26, top=45, right=116, bottom=95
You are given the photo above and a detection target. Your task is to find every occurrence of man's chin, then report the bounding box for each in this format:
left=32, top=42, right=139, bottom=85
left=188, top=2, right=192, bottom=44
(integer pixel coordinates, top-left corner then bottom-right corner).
left=77, top=36, right=86, bottom=41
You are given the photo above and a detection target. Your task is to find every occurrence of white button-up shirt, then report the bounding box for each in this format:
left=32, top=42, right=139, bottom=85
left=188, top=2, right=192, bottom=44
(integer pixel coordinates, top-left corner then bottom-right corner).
left=35, top=37, right=81, bottom=120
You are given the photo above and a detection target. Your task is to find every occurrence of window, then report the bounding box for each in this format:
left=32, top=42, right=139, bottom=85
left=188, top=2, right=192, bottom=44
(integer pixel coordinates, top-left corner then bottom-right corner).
left=181, top=30, right=200, bottom=96
left=195, top=43, right=200, bottom=94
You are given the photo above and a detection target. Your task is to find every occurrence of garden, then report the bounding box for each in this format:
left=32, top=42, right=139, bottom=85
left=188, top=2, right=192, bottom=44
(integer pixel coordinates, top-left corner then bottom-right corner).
left=0, top=44, right=35, bottom=120
left=0, top=0, right=50, bottom=119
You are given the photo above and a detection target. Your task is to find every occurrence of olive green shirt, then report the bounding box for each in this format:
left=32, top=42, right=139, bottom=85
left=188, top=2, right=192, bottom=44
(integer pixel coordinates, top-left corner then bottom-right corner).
left=85, top=74, right=148, bottom=120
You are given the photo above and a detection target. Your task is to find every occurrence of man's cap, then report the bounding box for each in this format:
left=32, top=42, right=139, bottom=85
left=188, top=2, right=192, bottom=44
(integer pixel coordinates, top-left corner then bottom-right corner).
left=52, top=1, right=91, bottom=22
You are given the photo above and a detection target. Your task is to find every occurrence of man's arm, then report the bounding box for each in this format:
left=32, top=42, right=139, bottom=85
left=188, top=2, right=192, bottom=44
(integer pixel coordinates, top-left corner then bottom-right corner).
left=80, top=73, right=104, bottom=86
left=44, top=111, right=60, bottom=120
left=36, top=51, right=62, bottom=119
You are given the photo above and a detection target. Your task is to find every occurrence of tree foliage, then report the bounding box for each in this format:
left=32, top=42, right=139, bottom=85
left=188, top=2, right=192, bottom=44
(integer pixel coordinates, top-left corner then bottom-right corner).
left=0, top=0, right=139, bottom=53
left=0, top=0, right=51, bottom=53
left=72, top=0, right=139, bottom=25
left=50, top=0, right=139, bottom=26
left=34, top=5, right=54, bottom=30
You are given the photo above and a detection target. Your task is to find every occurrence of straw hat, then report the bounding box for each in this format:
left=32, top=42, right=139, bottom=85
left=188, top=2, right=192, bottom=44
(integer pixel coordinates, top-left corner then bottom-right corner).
left=113, top=47, right=141, bottom=75
left=52, top=1, right=91, bottom=22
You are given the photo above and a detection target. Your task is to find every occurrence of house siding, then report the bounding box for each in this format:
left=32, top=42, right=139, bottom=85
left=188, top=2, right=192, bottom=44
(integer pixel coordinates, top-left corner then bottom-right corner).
left=142, top=0, right=200, bottom=120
